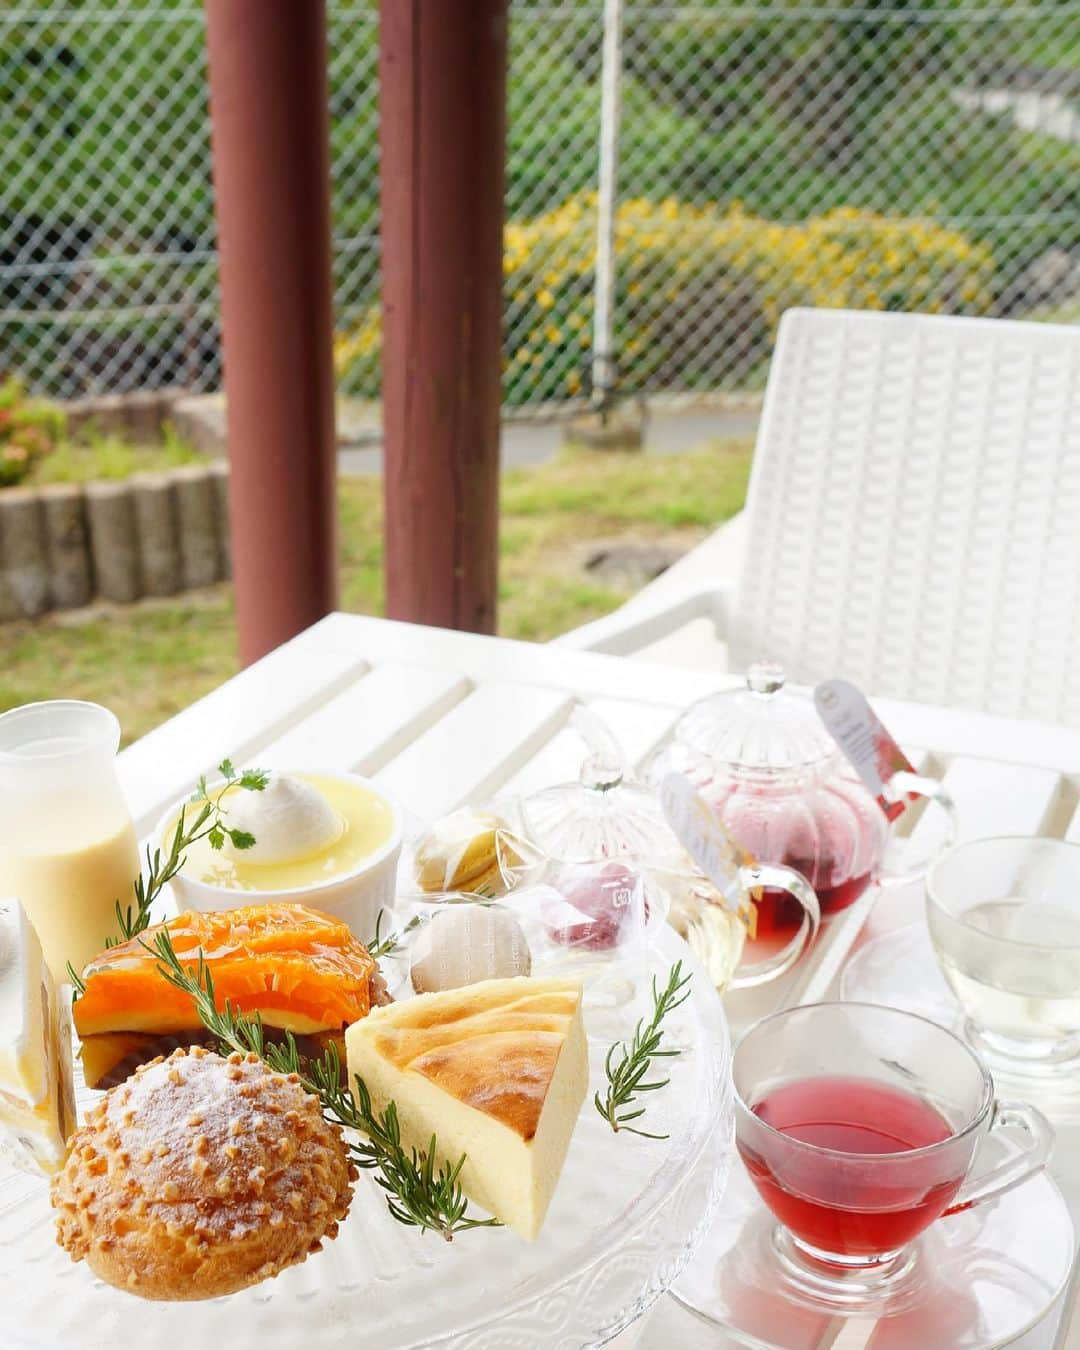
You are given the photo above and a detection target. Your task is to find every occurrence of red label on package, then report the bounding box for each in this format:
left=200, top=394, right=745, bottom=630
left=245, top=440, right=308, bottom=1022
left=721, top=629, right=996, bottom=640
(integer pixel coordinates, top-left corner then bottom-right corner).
left=814, top=679, right=915, bottom=822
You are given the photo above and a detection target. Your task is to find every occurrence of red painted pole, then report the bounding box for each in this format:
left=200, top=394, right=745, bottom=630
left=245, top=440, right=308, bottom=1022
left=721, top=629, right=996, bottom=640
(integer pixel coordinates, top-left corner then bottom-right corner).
left=380, top=0, right=508, bottom=633
left=205, top=0, right=338, bottom=665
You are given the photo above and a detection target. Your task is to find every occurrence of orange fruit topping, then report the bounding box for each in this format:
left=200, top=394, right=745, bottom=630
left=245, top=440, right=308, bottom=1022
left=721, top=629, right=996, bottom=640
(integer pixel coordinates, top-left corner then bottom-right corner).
left=74, top=904, right=377, bottom=1038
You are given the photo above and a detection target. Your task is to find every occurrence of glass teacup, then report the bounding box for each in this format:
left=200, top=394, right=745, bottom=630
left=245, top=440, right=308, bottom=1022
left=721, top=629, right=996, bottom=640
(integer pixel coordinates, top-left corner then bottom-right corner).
left=733, top=1002, right=1053, bottom=1305
left=927, top=836, right=1080, bottom=1073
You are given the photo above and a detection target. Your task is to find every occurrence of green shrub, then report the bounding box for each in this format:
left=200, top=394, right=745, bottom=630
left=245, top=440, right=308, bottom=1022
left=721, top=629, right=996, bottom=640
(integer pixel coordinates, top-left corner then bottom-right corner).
left=0, top=377, right=65, bottom=487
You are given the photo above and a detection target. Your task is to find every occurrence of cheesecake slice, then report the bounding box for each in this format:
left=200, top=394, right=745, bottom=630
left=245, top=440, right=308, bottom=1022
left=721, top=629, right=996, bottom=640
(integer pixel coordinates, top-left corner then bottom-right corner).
left=0, top=900, right=77, bottom=1175
left=345, top=976, right=588, bottom=1240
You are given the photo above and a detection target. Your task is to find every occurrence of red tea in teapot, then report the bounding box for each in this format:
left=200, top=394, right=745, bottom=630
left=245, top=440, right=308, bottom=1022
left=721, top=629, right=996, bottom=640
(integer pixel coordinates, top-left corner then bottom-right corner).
left=753, top=871, right=874, bottom=941
left=653, top=665, right=956, bottom=957
left=702, top=771, right=886, bottom=943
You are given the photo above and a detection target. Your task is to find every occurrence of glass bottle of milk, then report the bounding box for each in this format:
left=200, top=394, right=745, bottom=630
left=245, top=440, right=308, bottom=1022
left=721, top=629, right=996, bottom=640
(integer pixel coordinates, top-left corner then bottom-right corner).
left=0, top=701, right=140, bottom=984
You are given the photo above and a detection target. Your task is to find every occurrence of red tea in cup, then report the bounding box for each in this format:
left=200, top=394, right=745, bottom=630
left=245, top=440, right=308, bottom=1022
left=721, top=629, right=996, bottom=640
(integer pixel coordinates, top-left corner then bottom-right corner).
left=739, top=1076, right=960, bottom=1257
left=733, top=1003, right=1053, bottom=1296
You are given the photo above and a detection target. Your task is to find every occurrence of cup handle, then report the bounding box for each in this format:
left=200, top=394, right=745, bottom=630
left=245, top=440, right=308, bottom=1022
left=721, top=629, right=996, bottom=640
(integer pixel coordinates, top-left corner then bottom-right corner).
left=878, top=771, right=958, bottom=888
left=942, top=1100, right=1054, bottom=1216
left=728, top=862, right=821, bottom=990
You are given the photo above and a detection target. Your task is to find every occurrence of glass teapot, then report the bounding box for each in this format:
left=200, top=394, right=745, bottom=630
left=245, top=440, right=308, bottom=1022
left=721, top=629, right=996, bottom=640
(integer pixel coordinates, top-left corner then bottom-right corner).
left=648, top=663, right=956, bottom=946
left=508, top=705, right=819, bottom=991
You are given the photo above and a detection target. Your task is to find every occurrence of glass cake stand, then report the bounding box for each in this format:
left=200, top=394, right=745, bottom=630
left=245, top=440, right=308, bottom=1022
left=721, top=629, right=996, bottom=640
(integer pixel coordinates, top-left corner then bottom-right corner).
left=0, top=927, right=732, bottom=1350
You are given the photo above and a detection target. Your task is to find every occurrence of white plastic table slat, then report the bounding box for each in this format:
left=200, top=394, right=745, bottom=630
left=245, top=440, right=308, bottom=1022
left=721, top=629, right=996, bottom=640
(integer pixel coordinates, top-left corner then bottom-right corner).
left=587, top=697, right=682, bottom=767
left=1065, top=803, right=1080, bottom=844
left=906, top=756, right=1065, bottom=859
left=870, top=693, right=1080, bottom=775
left=372, top=682, right=575, bottom=820
left=499, top=696, right=679, bottom=798
left=117, top=635, right=369, bottom=834
left=312, top=611, right=738, bottom=710
left=256, top=664, right=472, bottom=774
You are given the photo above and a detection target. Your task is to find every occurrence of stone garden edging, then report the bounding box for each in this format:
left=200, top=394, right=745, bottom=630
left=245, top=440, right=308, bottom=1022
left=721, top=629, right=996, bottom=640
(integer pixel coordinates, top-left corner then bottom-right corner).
left=0, top=463, right=230, bottom=622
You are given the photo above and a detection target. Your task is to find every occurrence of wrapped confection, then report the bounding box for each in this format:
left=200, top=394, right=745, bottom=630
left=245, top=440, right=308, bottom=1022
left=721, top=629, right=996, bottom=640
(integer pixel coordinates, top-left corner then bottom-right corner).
left=540, top=860, right=648, bottom=952
left=410, top=902, right=532, bottom=993
left=0, top=899, right=77, bottom=1176
left=412, top=807, right=519, bottom=896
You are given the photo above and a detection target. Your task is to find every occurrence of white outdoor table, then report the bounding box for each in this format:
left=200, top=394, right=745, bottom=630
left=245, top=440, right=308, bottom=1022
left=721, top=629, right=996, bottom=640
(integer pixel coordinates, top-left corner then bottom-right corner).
left=116, top=612, right=1080, bottom=1350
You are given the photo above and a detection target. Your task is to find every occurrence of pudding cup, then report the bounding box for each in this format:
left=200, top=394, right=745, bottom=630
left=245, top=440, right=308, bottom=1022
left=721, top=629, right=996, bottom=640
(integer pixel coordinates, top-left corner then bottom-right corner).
left=155, top=770, right=403, bottom=941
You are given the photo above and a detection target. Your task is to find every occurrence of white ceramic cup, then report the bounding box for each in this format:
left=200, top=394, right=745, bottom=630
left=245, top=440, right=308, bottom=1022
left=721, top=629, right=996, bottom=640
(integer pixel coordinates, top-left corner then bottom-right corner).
left=156, top=770, right=403, bottom=940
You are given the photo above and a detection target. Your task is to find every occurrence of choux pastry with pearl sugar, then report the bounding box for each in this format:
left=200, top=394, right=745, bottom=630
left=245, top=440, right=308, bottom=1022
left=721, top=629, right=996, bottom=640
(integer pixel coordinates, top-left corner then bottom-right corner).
left=51, top=1046, right=356, bottom=1301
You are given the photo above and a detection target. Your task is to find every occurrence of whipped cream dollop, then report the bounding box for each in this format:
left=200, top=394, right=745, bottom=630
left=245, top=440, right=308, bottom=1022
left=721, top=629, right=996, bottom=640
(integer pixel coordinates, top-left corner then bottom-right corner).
left=222, top=773, right=343, bottom=865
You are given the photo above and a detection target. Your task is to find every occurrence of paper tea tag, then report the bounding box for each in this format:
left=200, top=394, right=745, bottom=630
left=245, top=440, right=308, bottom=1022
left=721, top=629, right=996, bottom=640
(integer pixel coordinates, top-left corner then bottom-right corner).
left=659, top=772, right=757, bottom=935
left=814, top=679, right=915, bottom=822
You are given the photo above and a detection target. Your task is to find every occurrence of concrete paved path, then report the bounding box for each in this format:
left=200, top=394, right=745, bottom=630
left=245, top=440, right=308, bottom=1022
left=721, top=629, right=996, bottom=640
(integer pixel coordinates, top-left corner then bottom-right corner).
left=337, top=403, right=759, bottom=475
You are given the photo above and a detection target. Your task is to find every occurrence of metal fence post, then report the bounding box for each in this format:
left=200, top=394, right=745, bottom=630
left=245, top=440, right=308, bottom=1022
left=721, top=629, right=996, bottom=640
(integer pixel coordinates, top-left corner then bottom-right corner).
left=591, top=0, right=624, bottom=413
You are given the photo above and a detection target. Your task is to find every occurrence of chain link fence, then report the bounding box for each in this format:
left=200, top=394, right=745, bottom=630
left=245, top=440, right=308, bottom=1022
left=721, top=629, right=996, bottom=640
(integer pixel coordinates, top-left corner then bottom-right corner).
left=3, top=3, right=1080, bottom=410
left=1, top=6, right=217, bottom=397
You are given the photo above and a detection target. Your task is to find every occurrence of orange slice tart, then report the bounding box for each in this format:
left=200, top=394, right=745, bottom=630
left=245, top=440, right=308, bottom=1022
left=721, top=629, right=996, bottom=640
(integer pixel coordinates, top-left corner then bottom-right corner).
left=74, top=904, right=382, bottom=1086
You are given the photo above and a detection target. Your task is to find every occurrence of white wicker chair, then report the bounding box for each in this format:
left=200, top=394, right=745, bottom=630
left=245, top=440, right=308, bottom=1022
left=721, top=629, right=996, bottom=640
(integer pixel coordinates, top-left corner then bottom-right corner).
left=558, top=308, right=1080, bottom=726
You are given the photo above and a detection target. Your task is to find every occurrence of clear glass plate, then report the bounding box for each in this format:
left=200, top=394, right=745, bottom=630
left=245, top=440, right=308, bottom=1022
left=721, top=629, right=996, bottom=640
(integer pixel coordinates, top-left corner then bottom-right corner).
left=0, top=929, right=732, bottom=1350
left=841, top=922, right=962, bottom=1027
left=673, top=1151, right=1075, bottom=1349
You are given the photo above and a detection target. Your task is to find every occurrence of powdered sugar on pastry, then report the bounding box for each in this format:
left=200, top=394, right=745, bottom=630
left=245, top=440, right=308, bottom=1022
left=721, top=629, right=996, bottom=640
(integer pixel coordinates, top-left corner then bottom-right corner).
left=51, top=1046, right=356, bottom=1299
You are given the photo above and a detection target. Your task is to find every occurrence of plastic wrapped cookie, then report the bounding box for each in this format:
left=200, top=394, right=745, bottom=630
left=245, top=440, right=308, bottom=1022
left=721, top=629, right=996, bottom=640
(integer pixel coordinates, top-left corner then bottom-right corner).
left=408, top=900, right=532, bottom=994
left=411, top=807, right=522, bottom=897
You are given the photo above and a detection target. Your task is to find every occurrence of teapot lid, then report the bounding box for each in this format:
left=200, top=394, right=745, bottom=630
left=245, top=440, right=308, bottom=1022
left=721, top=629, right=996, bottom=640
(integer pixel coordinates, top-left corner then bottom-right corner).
left=672, top=661, right=837, bottom=775
left=518, top=706, right=684, bottom=866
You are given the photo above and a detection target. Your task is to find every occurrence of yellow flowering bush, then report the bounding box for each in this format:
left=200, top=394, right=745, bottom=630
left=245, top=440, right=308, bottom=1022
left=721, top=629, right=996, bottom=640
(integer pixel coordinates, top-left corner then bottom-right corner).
left=334, top=196, right=994, bottom=403
left=332, top=307, right=382, bottom=397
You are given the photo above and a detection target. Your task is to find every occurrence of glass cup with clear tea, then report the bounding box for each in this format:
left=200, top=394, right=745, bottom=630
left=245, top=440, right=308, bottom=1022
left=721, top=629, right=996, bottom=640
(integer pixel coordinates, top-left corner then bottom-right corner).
left=927, top=836, right=1080, bottom=1074
left=733, top=1002, right=1053, bottom=1308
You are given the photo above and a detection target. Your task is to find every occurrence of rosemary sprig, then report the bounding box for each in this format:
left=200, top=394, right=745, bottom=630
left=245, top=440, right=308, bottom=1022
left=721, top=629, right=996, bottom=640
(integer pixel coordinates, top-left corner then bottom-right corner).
left=149, top=928, right=501, bottom=1241
left=306, top=1043, right=501, bottom=1239
left=66, top=759, right=268, bottom=997
left=365, top=908, right=423, bottom=961
left=147, top=928, right=284, bottom=1064
left=594, top=960, right=692, bottom=1140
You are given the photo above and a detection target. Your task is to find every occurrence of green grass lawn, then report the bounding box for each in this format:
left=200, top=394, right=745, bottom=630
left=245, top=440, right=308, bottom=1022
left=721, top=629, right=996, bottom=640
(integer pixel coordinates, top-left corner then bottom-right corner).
left=0, top=441, right=751, bottom=744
